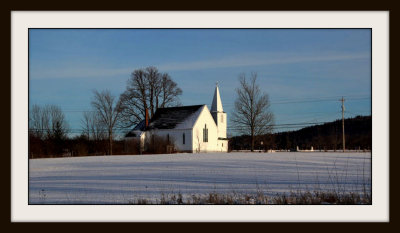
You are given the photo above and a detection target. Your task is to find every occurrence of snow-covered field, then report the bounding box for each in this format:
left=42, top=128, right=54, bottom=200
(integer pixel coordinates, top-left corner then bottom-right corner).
left=29, top=152, right=371, bottom=204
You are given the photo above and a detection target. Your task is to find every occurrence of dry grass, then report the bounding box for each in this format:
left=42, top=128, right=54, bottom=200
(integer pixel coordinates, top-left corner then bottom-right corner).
left=126, top=189, right=371, bottom=205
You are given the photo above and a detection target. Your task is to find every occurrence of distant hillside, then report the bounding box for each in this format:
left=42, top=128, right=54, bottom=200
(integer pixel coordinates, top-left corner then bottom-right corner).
left=229, top=115, right=372, bottom=151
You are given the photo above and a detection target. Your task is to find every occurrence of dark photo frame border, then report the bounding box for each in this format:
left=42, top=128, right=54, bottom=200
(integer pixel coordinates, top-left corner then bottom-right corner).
left=3, top=4, right=395, bottom=229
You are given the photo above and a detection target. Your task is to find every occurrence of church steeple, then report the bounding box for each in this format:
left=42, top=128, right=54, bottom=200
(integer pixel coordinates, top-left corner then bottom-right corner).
left=211, top=82, right=227, bottom=141
left=211, top=82, right=224, bottom=113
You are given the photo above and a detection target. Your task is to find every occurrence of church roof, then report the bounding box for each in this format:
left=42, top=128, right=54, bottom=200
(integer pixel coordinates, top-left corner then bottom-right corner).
left=133, top=120, right=146, bottom=130
left=211, top=85, right=224, bottom=113
left=125, top=120, right=146, bottom=137
left=147, top=105, right=205, bottom=130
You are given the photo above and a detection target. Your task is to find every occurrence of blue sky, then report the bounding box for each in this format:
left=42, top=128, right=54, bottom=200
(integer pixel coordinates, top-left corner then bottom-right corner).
left=29, top=29, right=371, bottom=136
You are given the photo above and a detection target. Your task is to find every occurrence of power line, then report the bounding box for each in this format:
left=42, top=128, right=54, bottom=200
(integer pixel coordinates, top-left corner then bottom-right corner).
left=221, top=97, right=370, bottom=106
left=45, top=96, right=371, bottom=113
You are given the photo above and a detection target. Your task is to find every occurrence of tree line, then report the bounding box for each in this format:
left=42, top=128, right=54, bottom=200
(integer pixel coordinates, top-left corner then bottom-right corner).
left=29, top=67, right=370, bottom=157
left=29, top=66, right=183, bottom=158
left=28, top=70, right=280, bottom=157
left=35, top=68, right=369, bottom=157
left=229, top=115, right=372, bottom=151
left=29, top=105, right=70, bottom=157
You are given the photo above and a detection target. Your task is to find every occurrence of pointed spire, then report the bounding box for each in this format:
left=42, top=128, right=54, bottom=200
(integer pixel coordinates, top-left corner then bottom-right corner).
left=211, top=83, right=223, bottom=112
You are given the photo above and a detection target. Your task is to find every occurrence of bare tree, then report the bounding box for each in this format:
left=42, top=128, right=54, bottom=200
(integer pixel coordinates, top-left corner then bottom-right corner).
left=118, top=66, right=182, bottom=128
left=91, top=90, right=122, bottom=155
left=230, top=73, right=274, bottom=151
left=81, top=111, right=106, bottom=141
left=29, top=104, right=69, bottom=157
left=29, top=104, right=69, bottom=140
left=48, top=105, right=68, bottom=139
left=81, top=111, right=91, bottom=140
left=159, top=73, right=182, bottom=108
left=145, top=66, right=160, bottom=117
left=195, top=129, right=202, bottom=153
left=29, top=104, right=46, bottom=139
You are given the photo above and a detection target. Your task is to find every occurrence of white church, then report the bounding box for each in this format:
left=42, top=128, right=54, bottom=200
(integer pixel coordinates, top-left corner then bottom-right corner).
left=125, top=84, right=228, bottom=152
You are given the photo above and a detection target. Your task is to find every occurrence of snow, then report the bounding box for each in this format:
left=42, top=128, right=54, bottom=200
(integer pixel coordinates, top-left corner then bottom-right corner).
left=29, top=152, right=371, bottom=204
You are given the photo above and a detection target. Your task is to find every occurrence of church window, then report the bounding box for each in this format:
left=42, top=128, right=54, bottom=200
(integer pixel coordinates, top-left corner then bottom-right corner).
left=183, top=133, right=185, bottom=144
left=203, top=124, right=208, bottom=142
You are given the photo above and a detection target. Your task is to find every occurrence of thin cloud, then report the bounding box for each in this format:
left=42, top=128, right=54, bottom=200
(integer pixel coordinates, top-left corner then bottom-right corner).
left=30, top=67, right=133, bottom=80
left=158, top=52, right=370, bottom=71
left=30, top=52, right=370, bottom=79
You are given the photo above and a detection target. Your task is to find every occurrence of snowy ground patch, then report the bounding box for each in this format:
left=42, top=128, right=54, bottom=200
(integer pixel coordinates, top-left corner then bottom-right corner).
left=29, top=152, right=371, bottom=204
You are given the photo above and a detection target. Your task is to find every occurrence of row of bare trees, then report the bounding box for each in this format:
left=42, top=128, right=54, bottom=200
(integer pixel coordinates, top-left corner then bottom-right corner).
left=30, top=67, right=275, bottom=156
left=84, top=71, right=274, bottom=154
left=29, top=104, right=69, bottom=140
left=29, top=104, right=69, bottom=157
left=29, top=66, right=183, bottom=157
left=82, top=66, right=182, bottom=155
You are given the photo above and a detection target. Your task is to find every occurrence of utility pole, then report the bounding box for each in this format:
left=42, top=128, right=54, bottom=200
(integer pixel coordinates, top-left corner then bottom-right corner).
left=340, top=97, right=345, bottom=152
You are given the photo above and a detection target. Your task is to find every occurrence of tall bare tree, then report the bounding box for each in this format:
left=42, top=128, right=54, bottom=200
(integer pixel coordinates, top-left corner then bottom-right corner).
left=231, top=73, right=274, bottom=151
left=118, top=66, right=182, bottom=128
left=91, top=90, right=122, bottom=155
